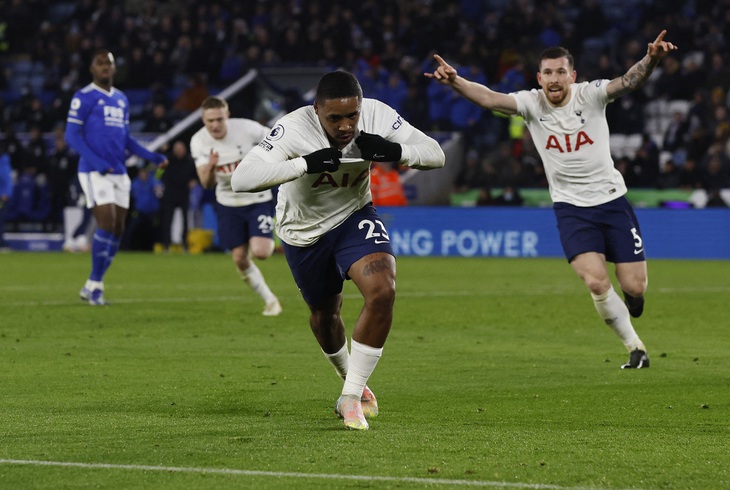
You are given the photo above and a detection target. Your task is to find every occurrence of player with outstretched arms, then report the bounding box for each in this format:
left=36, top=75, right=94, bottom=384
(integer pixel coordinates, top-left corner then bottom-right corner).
left=426, top=30, right=678, bottom=369
left=231, top=70, right=445, bottom=429
left=190, top=96, right=281, bottom=316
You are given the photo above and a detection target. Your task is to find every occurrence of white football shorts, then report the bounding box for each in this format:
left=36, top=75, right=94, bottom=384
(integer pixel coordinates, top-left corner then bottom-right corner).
left=78, top=171, right=132, bottom=209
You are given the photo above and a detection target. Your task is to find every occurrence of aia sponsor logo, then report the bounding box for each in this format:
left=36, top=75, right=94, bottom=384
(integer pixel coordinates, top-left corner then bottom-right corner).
left=545, top=131, right=594, bottom=153
left=311, top=169, right=370, bottom=188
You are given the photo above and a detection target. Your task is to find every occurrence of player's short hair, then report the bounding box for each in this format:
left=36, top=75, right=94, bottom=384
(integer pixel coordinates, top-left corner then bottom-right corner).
left=539, top=47, right=574, bottom=70
left=90, top=49, right=114, bottom=65
left=200, top=96, right=228, bottom=111
left=315, top=71, right=363, bottom=103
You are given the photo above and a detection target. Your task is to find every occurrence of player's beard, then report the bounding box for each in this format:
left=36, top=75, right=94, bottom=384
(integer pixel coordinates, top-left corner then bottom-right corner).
left=546, top=85, right=568, bottom=106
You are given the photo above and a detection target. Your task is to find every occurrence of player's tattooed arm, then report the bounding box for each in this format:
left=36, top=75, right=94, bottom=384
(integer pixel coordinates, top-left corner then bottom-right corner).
left=607, top=55, right=657, bottom=99
left=607, top=29, right=676, bottom=100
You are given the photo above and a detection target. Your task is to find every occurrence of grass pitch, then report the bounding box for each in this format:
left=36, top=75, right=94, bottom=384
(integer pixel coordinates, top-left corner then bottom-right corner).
left=0, top=252, right=728, bottom=489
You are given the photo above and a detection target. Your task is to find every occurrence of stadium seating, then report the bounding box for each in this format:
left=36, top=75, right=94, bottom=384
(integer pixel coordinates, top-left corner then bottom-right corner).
left=609, top=133, right=644, bottom=160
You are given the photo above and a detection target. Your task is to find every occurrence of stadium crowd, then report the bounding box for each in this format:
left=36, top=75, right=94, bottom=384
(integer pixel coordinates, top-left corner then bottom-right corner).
left=0, top=0, right=729, bottom=241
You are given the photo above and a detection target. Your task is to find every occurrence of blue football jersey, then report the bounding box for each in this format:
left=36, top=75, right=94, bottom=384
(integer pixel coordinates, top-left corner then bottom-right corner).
left=65, top=83, right=164, bottom=174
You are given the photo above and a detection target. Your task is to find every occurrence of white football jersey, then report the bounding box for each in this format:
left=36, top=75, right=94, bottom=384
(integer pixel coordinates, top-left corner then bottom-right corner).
left=232, top=98, right=445, bottom=246
left=190, top=118, right=273, bottom=207
left=512, top=80, right=627, bottom=207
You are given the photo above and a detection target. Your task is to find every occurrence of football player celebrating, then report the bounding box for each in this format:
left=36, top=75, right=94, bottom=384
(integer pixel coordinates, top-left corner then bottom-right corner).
left=232, top=71, right=445, bottom=429
left=66, top=49, right=168, bottom=305
left=426, top=30, right=678, bottom=369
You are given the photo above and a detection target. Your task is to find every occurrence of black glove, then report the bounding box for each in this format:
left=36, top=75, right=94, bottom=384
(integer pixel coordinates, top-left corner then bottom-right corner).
left=355, top=131, right=402, bottom=162
left=303, top=148, right=342, bottom=174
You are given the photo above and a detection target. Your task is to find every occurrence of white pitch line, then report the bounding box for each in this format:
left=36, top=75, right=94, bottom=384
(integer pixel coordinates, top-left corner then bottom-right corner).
left=2, top=286, right=728, bottom=308
left=0, top=295, right=248, bottom=307
left=0, top=459, right=611, bottom=489
left=0, top=290, right=570, bottom=307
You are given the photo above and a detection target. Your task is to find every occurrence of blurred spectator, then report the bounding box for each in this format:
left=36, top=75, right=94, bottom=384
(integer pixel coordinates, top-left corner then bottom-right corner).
left=126, top=46, right=155, bottom=89
left=144, top=82, right=173, bottom=116
left=0, top=144, right=13, bottom=250
left=1, top=125, right=26, bottom=172
left=159, top=140, right=198, bottom=252
left=475, top=187, right=494, bottom=206
left=0, top=99, right=9, bottom=130
left=123, top=166, right=162, bottom=251
left=704, top=53, right=730, bottom=94
left=282, top=88, right=306, bottom=113
left=686, top=89, right=712, bottom=134
left=657, top=160, right=681, bottom=189
left=187, top=181, right=206, bottom=230
left=663, top=110, right=689, bottom=153
left=453, top=149, right=487, bottom=193
left=46, top=129, right=78, bottom=228
left=143, top=103, right=174, bottom=133
left=173, top=73, right=209, bottom=116
left=62, top=178, right=93, bottom=253
left=654, top=55, right=689, bottom=100
left=495, top=58, right=528, bottom=94
left=573, top=0, right=607, bottom=46
left=23, top=96, right=53, bottom=132
left=682, top=53, right=706, bottom=94
left=370, top=161, right=407, bottom=207
left=519, top=131, right=546, bottom=187
left=8, top=86, right=37, bottom=130
left=149, top=51, right=174, bottom=87
left=678, top=158, right=702, bottom=189
left=538, top=18, right=563, bottom=48
left=426, top=75, right=453, bottom=130
left=488, top=141, right=528, bottom=187
left=708, top=104, right=730, bottom=144
left=46, top=76, right=77, bottom=125
left=5, top=165, right=50, bottom=224
left=219, top=47, right=244, bottom=83
left=606, top=63, right=647, bottom=134
left=590, top=53, right=621, bottom=81
left=450, top=64, right=488, bottom=145
left=705, top=188, right=729, bottom=208
left=23, top=125, right=49, bottom=176
left=630, top=134, right=660, bottom=187
left=492, top=186, right=524, bottom=206
left=276, top=23, right=307, bottom=64
left=169, top=34, right=193, bottom=75
left=4, top=0, right=38, bottom=53
left=700, top=153, right=730, bottom=192
left=685, top=125, right=713, bottom=162
left=187, top=30, right=217, bottom=75
left=379, top=72, right=408, bottom=114
left=400, top=83, right=431, bottom=131
left=615, top=156, right=637, bottom=188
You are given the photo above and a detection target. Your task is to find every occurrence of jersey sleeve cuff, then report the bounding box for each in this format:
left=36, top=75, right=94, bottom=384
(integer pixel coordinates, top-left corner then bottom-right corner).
left=292, top=157, right=308, bottom=175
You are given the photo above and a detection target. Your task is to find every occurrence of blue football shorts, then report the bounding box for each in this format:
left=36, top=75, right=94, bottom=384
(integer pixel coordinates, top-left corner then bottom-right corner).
left=282, top=204, right=395, bottom=307
left=215, top=200, right=275, bottom=250
left=553, top=196, right=646, bottom=263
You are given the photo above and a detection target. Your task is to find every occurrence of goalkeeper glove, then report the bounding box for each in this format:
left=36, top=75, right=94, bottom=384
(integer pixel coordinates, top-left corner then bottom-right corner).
left=303, top=148, right=342, bottom=174
left=355, top=131, right=402, bottom=162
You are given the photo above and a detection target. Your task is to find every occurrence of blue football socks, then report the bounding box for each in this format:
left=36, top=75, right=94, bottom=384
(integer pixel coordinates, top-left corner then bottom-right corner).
left=89, top=229, right=116, bottom=282
left=103, top=235, right=121, bottom=276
